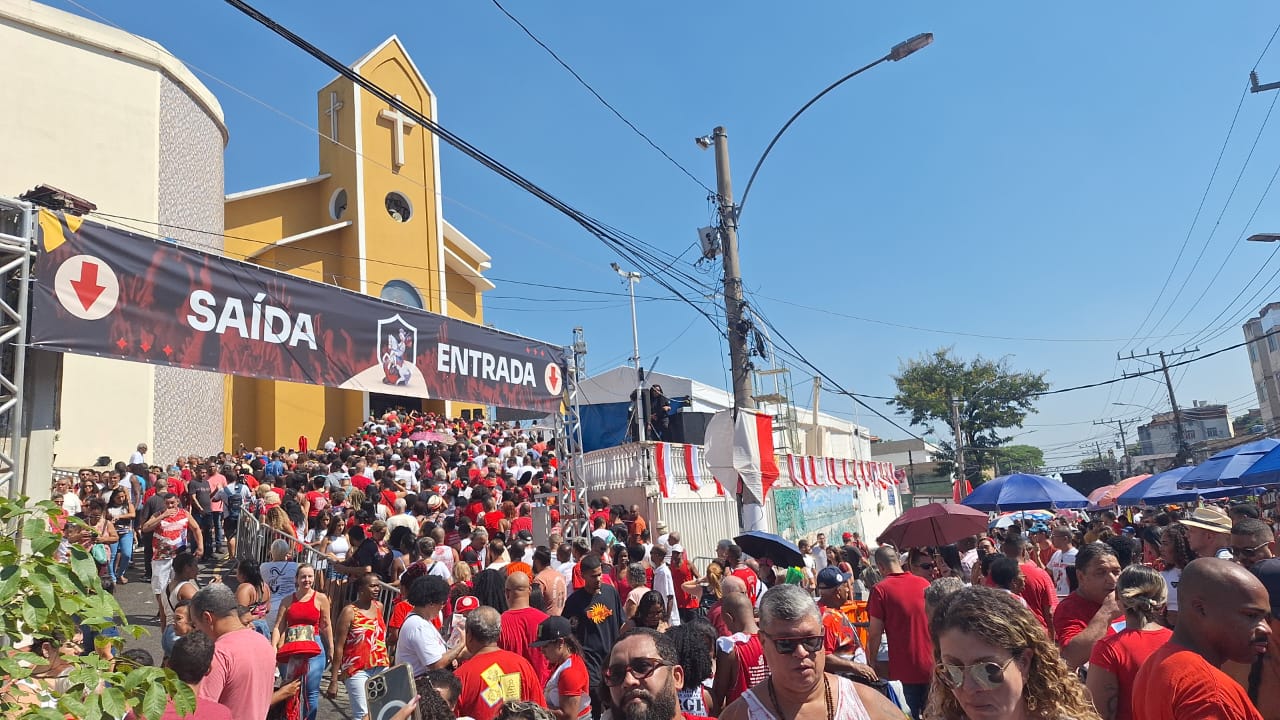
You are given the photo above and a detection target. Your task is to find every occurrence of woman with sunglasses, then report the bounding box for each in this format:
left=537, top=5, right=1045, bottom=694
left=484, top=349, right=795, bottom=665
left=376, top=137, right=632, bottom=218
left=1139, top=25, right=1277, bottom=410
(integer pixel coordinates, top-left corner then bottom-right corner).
left=925, top=585, right=1099, bottom=720
left=1085, top=565, right=1171, bottom=720
left=719, top=584, right=904, bottom=720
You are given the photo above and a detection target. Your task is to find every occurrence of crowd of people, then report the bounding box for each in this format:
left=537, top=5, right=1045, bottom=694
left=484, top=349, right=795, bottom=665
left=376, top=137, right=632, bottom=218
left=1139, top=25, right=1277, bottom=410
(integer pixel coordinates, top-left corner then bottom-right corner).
left=17, top=409, right=1280, bottom=720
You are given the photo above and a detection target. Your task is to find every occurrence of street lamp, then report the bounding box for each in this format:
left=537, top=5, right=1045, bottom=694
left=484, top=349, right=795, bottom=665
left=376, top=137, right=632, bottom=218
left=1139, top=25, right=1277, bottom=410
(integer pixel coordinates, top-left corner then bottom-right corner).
left=734, top=32, right=933, bottom=220
left=1247, top=233, right=1280, bottom=243
left=612, top=262, right=646, bottom=443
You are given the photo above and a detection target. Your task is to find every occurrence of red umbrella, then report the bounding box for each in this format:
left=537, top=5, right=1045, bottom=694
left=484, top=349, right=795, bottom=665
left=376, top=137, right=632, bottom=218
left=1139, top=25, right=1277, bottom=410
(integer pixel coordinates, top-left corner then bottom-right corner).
left=877, top=502, right=991, bottom=549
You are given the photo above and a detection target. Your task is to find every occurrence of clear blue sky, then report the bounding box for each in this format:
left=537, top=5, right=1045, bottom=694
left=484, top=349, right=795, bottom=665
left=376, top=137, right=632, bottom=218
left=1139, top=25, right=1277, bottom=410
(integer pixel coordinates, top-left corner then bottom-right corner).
left=49, top=1, right=1280, bottom=467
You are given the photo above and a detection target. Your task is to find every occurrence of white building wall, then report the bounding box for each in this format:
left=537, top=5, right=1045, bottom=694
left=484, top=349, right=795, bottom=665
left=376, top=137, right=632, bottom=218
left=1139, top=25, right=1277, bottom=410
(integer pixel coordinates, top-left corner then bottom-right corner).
left=0, top=1, right=226, bottom=474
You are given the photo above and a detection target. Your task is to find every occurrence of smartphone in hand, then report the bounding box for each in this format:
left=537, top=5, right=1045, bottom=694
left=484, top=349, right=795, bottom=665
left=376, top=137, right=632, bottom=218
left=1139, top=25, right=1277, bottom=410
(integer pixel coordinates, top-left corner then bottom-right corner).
left=366, top=664, right=420, bottom=720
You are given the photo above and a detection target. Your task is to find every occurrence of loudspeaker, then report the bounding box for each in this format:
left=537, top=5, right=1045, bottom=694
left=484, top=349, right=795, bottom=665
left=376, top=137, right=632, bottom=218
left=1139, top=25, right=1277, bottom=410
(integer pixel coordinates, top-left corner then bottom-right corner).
left=667, top=411, right=714, bottom=445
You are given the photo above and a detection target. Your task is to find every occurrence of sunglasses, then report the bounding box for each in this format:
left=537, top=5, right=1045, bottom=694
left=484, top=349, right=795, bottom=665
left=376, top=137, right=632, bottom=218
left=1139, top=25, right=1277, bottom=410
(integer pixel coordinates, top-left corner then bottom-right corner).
left=916, top=562, right=936, bottom=571
left=603, top=657, right=670, bottom=686
left=763, top=633, right=824, bottom=655
left=936, top=657, right=1017, bottom=691
left=1232, top=541, right=1271, bottom=558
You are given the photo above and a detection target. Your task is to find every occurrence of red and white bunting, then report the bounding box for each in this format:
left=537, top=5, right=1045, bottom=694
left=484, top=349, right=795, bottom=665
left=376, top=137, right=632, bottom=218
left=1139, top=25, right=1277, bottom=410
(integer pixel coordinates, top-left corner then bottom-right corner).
left=654, top=442, right=671, bottom=498
left=807, top=456, right=819, bottom=486
left=683, top=444, right=702, bottom=492
left=827, top=457, right=839, bottom=486
left=797, top=454, right=808, bottom=486
left=841, top=459, right=851, bottom=487
left=787, top=454, right=804, bottom=488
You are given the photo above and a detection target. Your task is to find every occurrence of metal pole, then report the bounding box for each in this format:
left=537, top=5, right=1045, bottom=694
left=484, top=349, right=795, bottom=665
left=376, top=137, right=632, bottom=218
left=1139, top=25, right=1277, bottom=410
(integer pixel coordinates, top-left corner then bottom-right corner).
left=952, top=396, right=967, bottom=497
left=712, top=127, right=756, bottom=414
left=625, top=273, right=646, bottom=444
left=1117, top=421, right=1132, bottom=477
left=1160, top=351, right=1191, bottom=464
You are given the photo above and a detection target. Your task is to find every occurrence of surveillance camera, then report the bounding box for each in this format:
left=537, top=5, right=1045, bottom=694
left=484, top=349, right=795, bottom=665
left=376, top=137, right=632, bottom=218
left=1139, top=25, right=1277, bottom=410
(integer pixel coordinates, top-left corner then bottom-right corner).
left=694, top=135, right=714, bottom=150
left=610, top=262, right=621, bottom=272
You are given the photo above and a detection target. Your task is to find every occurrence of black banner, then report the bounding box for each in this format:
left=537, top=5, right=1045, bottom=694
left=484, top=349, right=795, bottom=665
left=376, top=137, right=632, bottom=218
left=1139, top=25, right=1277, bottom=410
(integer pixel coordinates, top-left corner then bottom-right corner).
left=30, top=211, right=566, bottom=412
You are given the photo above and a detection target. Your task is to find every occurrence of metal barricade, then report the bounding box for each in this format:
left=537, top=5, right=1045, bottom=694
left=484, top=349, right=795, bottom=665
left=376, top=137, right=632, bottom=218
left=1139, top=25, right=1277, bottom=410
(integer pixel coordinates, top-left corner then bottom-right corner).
left=237, top=513, right=400, bottom=624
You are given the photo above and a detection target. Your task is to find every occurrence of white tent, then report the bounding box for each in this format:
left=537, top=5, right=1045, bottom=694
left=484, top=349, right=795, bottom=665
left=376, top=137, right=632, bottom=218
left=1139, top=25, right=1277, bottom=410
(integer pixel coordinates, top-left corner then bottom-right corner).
left=576, top=366, right=871, bottom=459
left=575, top=366, right=734, bottom=413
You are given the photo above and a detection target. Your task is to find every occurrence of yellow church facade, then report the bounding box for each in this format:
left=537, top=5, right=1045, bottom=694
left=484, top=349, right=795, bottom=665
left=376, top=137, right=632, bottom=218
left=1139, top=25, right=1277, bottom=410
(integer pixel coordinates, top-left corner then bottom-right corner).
left=223, top=36, right=492, bottom=450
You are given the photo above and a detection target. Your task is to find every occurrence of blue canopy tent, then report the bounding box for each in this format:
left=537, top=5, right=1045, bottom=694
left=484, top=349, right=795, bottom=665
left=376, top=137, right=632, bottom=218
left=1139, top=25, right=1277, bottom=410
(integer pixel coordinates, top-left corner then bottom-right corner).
left=1114, top=466, right=1257, bottom=505
left=1177, top=438, right=1280, bottom=489
left=961, top=473, right=1090, bottom=512
left=1238, top=441, right=1280, bottom=487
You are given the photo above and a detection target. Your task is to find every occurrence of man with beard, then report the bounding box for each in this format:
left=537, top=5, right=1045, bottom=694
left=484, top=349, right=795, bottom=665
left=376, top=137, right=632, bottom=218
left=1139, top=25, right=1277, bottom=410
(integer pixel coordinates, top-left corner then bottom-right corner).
left=719, top=584, right=906, bottom=720
left=605, top=627, right=709, bottom=720
left=564, top=553, right=623, bottom=719
left=1133, top=558, right=1269, bottom=720
left=1054, top=542, right=1123, bottom=670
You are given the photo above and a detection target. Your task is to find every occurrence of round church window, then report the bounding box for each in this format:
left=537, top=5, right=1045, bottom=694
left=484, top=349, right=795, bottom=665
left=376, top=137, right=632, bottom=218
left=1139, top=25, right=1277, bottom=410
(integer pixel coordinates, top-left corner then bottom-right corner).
left=380, top=279, right=423, bottom=309
left=385, top=192, right=412, bottom=222
left=330, top=188, right=348, bottom=220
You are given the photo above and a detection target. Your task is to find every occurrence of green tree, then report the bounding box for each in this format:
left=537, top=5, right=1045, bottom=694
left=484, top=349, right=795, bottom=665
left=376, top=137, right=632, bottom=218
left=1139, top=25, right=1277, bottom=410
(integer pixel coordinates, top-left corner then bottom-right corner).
left=989, top=444, right=1045, bottom=474
left=0, top=496, right=193, bottom=719
left=891, top=348, right=1049, bottom=484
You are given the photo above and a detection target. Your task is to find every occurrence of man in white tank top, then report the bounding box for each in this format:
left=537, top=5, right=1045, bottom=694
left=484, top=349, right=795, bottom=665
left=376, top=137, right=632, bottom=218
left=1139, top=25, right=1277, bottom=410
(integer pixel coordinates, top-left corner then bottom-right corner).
left=719, top=584, right=908, bottom=720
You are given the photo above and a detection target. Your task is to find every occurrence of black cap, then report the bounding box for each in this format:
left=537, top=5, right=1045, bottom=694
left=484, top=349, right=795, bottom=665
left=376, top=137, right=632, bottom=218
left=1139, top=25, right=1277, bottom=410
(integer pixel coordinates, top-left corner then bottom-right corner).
left=532, top=616, right=573, bottom=647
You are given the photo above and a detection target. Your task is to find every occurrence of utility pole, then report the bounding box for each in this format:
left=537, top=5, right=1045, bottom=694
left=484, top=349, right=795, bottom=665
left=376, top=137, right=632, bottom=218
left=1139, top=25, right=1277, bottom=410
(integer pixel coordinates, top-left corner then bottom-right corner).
left=1121, top=348, right=1198, bottom=465
left=1093, top=417, right=1136, bottom=477
left=951, top=396, right=966, bottom=497
left=711, top=127, right=756, bottom=414
left=613, top=264, right=645, bottom=443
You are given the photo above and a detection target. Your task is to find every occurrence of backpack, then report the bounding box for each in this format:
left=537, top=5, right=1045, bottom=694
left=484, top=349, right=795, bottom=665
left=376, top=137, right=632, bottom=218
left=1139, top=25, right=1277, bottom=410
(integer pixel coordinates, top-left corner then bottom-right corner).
left=224, top=482, right=246, bottom=519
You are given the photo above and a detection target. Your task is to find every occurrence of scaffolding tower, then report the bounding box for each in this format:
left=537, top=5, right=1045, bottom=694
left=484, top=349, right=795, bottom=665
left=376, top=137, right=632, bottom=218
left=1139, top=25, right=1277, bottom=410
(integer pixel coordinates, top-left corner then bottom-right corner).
left=0, top=198, right=34, bottom=500
left=753, top=365, right=800, bottom=454
left=555, top=326, right=590, bottom=539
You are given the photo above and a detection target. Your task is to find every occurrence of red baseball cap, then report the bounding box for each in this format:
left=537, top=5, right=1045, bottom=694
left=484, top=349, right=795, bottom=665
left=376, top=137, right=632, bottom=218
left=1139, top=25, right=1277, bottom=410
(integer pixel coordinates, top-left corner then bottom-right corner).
left=454, top=595, right=480, bottom=614
left=842, top=532, right=854, bottom=542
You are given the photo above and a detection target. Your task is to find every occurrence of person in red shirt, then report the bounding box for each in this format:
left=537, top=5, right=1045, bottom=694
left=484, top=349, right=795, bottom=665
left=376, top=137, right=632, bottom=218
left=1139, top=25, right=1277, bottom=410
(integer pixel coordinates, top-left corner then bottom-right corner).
left=724, top=545, right=760, bottom=606
left=866, top=545, right=933, bottom=719
left=1002, top=535, right=1058, bottom=633
left=1087, top=565, right=1174, bottom=720
left=709, top=592, right=769, bottom=714
left=1053, top=542, right=1123, bottom=670
left=1029, top=523, right=1055, bottom=568
left=498, top=572, right=550, bottom=685
left=454, top=606, right=545, bottom=720
left=813, top=567, right=874, bottom=679
left=532, top=616, right=591, bottom=720
left=669, top=545, right=699, bottom=623
left=1132, top=558, right=1269, bottom=720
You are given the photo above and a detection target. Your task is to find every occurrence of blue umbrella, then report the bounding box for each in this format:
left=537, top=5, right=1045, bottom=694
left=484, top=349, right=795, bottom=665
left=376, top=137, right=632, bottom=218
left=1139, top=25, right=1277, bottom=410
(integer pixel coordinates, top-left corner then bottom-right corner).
left=1114, top=466, right=1257, bottom=505
left=961, top=473, right=1089, bottom=512
left=1238, top=441, right=1280, bottom=487
left=1177, top=438, right=1280, bottom=489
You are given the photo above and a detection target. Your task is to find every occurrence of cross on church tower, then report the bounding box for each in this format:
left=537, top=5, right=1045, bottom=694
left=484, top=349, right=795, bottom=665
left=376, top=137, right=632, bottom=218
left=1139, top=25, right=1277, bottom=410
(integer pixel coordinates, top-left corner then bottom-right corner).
left=378, top=95, right=417, bottom=169
left=324, top=91, right=343, bottom=144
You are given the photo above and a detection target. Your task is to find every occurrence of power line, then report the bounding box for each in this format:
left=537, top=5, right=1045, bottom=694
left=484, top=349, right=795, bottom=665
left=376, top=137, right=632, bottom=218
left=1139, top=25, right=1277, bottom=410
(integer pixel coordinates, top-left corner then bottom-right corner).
left=209, top=0, right=722, bottom=340
left=89, top=210, right=698, bottom=304
left=1118, top=82, right=1250, bottom=355
left=1144, top=89, right=1279, bottom=343
left=1164, top=152, right=1280, bottom=348
left=487, top=0, right=713, bottom=195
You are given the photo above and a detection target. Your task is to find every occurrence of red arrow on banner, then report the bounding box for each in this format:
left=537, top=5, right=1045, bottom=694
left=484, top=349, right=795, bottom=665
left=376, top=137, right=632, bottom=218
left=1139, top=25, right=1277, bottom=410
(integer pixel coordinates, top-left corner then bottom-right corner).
left=70, top=261, right=106, bottom=310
